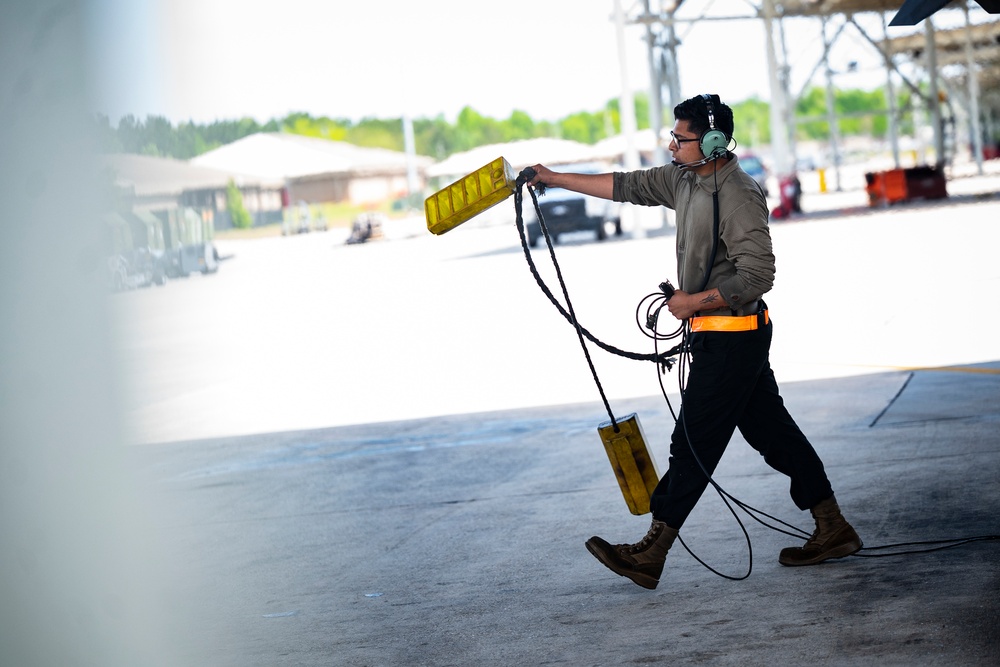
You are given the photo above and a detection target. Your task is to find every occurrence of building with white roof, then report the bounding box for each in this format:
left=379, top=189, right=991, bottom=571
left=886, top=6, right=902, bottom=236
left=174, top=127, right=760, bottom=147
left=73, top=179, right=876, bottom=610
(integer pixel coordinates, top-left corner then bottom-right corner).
left=102, top=153, right=285, bottom=228
left=425, top=138, right=610, bottom=181
left=191, top=133, right=433, bottom=206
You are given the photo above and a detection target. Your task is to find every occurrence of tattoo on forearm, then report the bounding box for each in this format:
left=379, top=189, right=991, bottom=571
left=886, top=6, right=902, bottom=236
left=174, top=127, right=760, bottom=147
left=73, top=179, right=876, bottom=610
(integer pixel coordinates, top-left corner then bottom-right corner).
left=700, top=294, right=719, bottom=305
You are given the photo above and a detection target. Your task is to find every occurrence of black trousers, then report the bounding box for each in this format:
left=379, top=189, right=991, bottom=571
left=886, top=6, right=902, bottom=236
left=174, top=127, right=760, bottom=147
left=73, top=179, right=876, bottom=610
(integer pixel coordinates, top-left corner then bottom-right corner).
left=649, top=318, right=834, bottom=529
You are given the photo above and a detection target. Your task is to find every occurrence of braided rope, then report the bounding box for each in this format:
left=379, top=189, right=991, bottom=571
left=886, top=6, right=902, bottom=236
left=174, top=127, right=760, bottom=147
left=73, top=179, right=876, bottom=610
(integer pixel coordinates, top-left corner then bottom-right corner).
left=512, top=170, right=682, bottom=431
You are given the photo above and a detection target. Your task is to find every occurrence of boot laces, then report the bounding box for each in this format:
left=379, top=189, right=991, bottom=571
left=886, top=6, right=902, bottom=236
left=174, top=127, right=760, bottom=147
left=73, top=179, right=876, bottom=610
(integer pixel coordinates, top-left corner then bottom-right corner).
left=620, top=524, right=662, bottom=554
left=804, top=514, right=847, bottom=548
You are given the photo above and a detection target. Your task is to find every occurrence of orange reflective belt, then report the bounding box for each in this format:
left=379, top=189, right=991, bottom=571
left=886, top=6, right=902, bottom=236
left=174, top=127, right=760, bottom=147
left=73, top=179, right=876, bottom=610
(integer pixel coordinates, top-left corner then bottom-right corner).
left=690, top=310, right=769, bottom=333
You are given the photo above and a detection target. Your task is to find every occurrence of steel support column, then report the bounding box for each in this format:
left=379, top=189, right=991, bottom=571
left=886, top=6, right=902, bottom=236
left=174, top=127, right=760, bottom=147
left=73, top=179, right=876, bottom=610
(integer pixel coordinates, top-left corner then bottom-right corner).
left=881, top=12, right=902, bottom=168
left=644, top=0, right=666, bottom=167
left=615, top=0, right=641, bottom=170
left=964, top=3, right=985, bottom=174
left=823, top=16, right=844, bottom=191
left=925, top=18, right=946, bottom=167
left=762, top=0, right=792, bottom=176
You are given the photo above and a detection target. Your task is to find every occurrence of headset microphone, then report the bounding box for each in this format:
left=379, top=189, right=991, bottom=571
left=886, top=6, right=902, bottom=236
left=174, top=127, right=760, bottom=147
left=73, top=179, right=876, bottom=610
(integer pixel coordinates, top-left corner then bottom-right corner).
left=672, top=155, right=718, bottom=170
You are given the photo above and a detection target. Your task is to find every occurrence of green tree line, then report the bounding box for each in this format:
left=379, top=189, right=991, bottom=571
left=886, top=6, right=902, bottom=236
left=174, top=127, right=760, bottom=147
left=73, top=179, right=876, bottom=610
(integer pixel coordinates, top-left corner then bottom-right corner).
left=95, top=86, right=897, bottom=161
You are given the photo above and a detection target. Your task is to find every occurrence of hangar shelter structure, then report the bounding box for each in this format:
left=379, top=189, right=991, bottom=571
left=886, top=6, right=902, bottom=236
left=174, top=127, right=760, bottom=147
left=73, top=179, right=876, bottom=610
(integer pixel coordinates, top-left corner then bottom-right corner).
left=620, top=0, right=1000, bottom=182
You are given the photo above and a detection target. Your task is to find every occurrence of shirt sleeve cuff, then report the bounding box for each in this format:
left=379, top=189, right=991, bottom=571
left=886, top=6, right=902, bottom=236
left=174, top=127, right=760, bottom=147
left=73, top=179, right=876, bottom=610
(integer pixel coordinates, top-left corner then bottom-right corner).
left=718, top=276, right=749, bottom=307
left=612, top=172, right=625, bottom=202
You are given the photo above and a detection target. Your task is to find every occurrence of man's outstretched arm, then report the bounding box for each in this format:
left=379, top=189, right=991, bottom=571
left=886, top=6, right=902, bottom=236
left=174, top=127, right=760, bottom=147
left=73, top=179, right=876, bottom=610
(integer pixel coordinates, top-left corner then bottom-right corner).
left=527, top=164, right=615, bottom=200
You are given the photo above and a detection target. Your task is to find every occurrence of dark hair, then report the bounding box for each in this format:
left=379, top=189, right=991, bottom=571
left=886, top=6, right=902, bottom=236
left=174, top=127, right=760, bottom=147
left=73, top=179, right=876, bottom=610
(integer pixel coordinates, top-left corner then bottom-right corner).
left=673, top=94, right=734, bottom=142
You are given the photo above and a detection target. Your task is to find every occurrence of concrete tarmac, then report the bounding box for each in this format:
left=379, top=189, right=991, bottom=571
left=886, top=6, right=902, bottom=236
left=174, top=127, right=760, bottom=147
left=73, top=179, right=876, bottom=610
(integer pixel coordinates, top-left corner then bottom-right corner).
left=121, top=167, right=1000, bottom=665
left=137, top=364, right=1000, bottom=666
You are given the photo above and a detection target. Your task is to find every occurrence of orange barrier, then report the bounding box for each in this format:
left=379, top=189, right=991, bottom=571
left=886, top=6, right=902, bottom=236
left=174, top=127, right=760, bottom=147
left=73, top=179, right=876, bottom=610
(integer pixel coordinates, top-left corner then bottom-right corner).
left=864, top=166, right=947, bottom=207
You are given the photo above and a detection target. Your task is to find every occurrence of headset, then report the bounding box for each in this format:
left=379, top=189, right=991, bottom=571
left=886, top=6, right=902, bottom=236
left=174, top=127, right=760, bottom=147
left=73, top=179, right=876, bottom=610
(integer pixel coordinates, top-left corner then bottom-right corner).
left=699, top=93, right=730, bottom=160
left=674, top=94, right=731, bottom=170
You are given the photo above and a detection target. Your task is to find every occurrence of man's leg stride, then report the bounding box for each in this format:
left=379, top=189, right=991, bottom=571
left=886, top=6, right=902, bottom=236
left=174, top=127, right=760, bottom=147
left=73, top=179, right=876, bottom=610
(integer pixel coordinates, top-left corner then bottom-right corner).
left=779, top=495, right=862, bottom=566
left=585, top=520, right=679, bottom=590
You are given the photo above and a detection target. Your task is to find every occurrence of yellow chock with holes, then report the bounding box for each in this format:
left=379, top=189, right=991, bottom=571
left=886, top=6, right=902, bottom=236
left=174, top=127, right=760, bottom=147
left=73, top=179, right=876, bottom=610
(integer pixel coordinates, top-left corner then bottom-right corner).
left=598, top=413, right=660, bottom=515
left=425, top=157, right=517, bottom=235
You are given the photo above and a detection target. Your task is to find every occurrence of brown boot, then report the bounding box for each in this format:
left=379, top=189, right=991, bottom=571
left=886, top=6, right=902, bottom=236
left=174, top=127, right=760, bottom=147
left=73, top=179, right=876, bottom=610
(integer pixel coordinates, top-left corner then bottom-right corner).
left=585, top=520, right=679, bottom=589
left=779, top=495, right=862, bottom=566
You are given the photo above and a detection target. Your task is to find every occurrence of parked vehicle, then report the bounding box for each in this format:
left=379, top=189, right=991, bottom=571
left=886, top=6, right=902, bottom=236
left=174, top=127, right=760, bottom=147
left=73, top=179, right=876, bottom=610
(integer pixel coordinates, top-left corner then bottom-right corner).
left=103, top=207, right=217, bottom=291
left=282, top=201, right=327, bottom=234
left=739, top=153, right=769, bottom=197
left=103, top=212, right=155, bottom=291
left=124, top=210, right=169, bottom=285
left=523, top=162, right=622, bottom=246
left=153, top=207, right=218, bottom=277
left=346, top=212, right=385, bottom=244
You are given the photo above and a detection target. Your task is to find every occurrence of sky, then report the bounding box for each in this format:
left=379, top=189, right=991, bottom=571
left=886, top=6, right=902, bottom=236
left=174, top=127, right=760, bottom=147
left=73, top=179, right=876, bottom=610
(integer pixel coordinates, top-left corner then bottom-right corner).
left=81, top=0, right=967, bottom=127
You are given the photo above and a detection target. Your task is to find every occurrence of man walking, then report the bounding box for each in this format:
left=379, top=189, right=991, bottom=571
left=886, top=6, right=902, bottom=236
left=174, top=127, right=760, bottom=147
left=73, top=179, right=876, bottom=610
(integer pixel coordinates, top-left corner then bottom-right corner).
left=527, top=94, right=861, bottom=590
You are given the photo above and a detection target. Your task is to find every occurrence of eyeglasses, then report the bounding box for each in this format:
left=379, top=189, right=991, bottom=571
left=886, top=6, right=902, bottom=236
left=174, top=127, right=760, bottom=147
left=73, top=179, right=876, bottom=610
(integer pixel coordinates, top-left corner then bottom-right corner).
left=669, top=131, right=699, bottom=145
